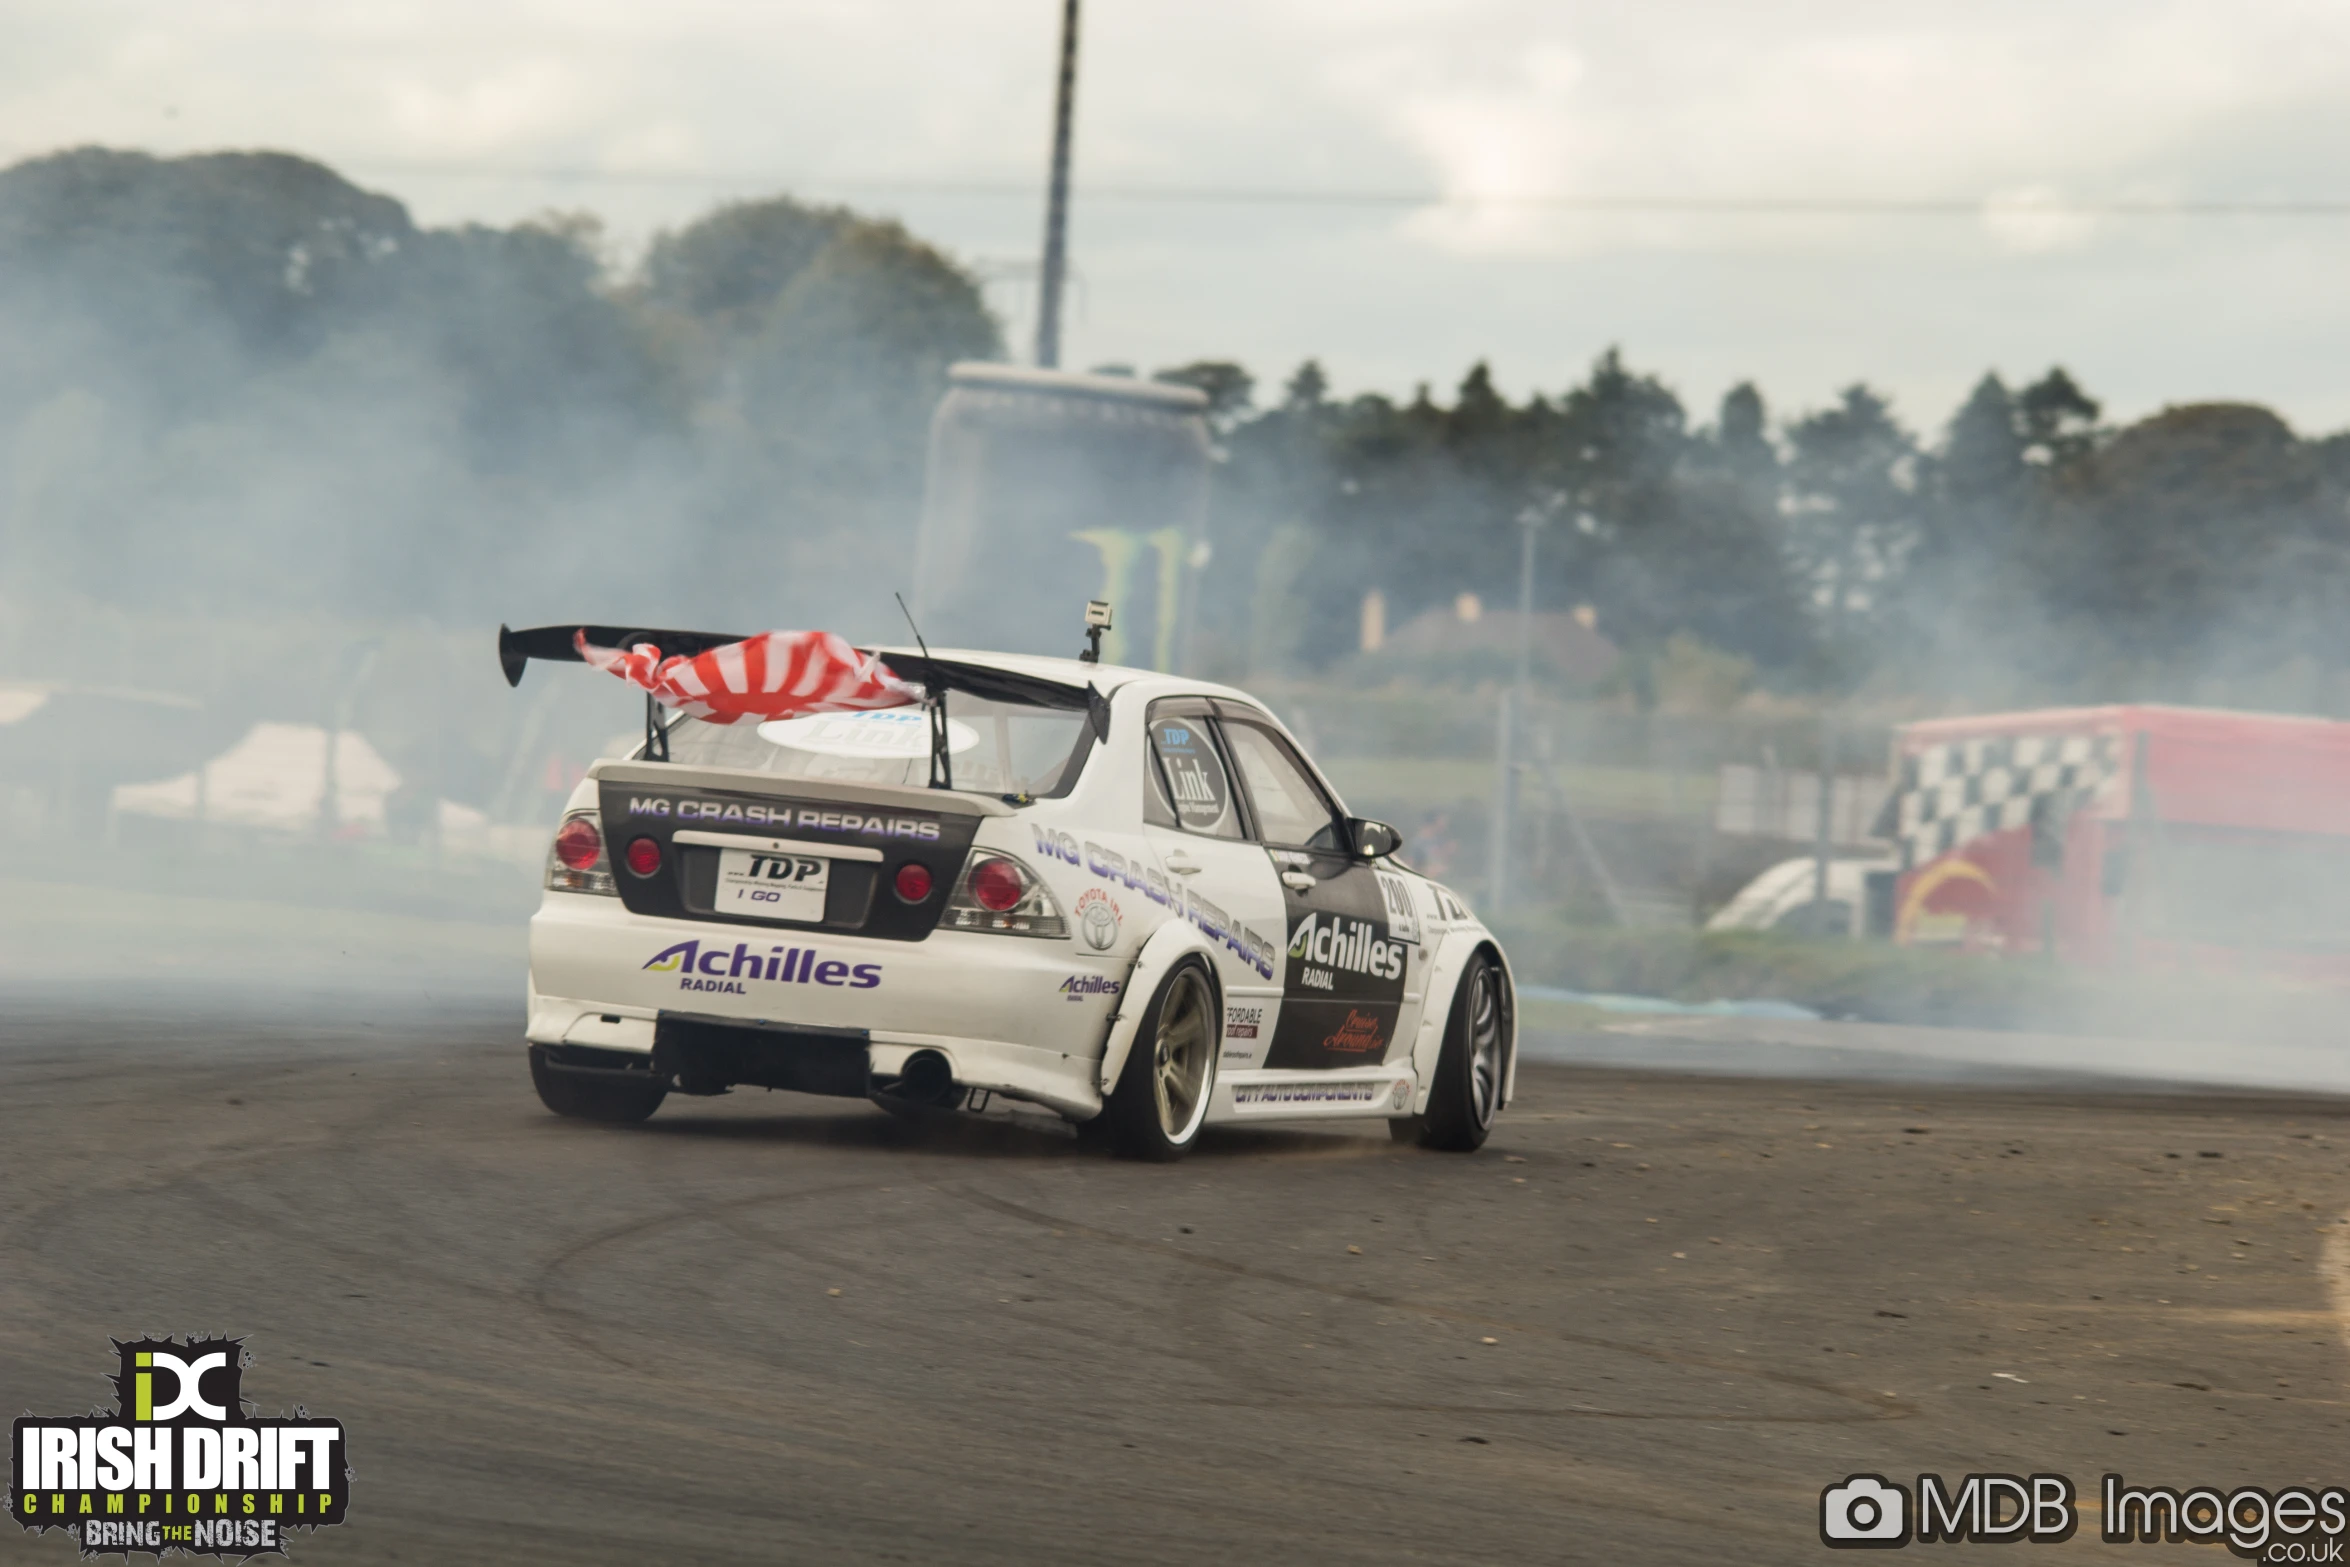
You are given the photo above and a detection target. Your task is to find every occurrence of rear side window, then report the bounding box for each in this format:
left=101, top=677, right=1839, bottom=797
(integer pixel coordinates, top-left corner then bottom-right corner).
left=1145, top=712, right=1243, bottom=839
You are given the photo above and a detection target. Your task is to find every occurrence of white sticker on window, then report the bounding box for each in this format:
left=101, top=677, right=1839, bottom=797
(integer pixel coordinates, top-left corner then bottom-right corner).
left=758, top=709, right=979, bottom=759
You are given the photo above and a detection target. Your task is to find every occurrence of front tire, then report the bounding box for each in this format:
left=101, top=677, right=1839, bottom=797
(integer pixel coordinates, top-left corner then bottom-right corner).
left=1406, top=951, right=1509, bottom=1152
left=530, top=1045, right=667, bottom=1124
left=1103, top=958, right=1219, bottom=1161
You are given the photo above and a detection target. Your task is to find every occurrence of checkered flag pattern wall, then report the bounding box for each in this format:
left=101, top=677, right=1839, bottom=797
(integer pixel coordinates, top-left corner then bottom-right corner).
left=1885, top=732, right=2119, bottom=870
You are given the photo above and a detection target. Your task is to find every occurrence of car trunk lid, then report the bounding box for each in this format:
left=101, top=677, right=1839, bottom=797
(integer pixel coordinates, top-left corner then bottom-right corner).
left=594, top=762, right=1008, bottom=941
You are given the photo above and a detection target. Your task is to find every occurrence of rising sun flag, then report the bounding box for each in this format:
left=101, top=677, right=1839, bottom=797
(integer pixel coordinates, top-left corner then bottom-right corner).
left=573, top=628, right=921, bottom=724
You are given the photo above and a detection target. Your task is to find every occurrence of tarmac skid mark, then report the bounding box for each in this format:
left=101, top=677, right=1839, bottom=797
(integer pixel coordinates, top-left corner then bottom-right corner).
left=948, top=1184, right=1911, bottom=1426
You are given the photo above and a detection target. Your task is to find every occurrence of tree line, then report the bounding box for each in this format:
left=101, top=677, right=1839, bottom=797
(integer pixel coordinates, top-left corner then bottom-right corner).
left=4, top=146, right=2346, bottom=708
left=1183, top=354, right=2350, bottom=704
left=0, top=147, right=996, bottom=635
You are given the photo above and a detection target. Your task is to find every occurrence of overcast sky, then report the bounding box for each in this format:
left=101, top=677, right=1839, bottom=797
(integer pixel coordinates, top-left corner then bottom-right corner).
left=9, top=0, right=2350, bottom=435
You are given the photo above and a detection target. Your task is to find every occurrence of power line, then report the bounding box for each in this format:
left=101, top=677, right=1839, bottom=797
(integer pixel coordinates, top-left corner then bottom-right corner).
left=20, top=144, right=2343, bottom=215
left=325, top=162, right=2350, bottom=216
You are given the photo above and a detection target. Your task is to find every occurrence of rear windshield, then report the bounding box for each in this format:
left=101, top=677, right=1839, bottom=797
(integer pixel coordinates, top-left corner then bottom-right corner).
left=660, top=695, right=1093, bottom=798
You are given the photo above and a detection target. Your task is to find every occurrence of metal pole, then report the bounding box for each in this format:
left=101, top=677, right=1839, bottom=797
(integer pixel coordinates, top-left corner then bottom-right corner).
left=1488, top=511, right=1543, bottom=915
left=2123, top=730, right=2154, bottom=969
left=1034, top=0, right=1081, bottom=369
left=1504, top=512, right=1548, bottom=912
left=1514, top=512, right=1539, bottom=706
left=1487, top=687, right=1512, bottom=914
left=1812, top=711, right=1835, bottom=932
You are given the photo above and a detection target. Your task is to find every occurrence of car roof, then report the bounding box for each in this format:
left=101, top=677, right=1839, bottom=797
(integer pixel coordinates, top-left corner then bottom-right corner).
left=855, top=645, right=1355, bottom=820
left=875, top=646, right=1351, bottom=816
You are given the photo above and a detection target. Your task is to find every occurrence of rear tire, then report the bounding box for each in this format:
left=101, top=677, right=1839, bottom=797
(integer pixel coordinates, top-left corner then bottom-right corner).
left=1410, top=952, right=1509, bottom=1152
left=1103, top=958, right=1219, bottom=1161
left=529, top=1045, right=667, bottom=1124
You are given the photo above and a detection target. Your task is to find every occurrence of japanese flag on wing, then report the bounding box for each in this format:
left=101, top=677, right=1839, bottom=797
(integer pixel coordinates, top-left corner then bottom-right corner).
left=572, top=629, right=921, bottom=724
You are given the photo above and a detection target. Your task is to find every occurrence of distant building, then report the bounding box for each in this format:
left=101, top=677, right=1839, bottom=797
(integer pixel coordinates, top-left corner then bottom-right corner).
left=112, top=720, right=538, bottom=862
left=914, top=363, right=1212, bottom=668
left=1376, top=602, right=1619, bottom=685
left=114, top=722, right=402, bottom=835
left=1882, top=703, right=2350, bottom=974
left=0, top=680, right=211, bottom=835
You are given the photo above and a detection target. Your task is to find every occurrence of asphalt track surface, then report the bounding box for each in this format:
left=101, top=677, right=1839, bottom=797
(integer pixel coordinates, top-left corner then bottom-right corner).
left=7, top=995, right=2350, bottom=1565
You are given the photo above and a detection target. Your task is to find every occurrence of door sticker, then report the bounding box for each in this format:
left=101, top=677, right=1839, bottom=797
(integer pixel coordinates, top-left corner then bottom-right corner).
left=1374, top=871, right=1421, bottom=945
left=1152, top=720, right=1235, bottom=836
left=1265, top=870, right=1410, bottom=1071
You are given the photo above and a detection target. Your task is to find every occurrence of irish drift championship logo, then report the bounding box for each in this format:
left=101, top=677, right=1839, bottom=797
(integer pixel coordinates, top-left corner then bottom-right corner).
left=12, top=1337, right=349, bottom=1557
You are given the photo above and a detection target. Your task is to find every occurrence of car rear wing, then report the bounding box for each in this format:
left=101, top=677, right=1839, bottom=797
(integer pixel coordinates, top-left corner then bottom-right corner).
left=497, top=623, right=1113, bottom=769
left=497, top=624, right=749, bottom=688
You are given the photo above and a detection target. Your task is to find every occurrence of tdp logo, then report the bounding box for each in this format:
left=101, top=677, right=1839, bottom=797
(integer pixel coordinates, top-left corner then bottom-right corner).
left=12, top=1336, right=350, bottom=1558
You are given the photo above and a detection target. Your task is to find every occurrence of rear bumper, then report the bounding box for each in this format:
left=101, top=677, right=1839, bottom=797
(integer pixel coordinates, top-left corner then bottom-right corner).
left=527, top=893, right=1116, bottom=1118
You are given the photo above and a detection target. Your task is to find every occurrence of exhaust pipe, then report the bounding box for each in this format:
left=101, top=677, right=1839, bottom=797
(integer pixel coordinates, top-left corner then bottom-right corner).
left=877, top=1049, right=962, bottom=1110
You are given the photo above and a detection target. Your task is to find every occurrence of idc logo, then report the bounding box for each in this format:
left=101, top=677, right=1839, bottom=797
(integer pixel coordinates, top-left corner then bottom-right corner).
left=1821, top=1475, right=1910, bottom=1548
left=13, top=1335, right=351, bottom=1557
left=133, top=1348, right=229, bottom=1422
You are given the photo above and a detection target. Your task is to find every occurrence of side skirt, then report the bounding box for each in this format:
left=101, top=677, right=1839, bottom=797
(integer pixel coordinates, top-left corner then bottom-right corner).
left=1207, top=1067, right=1419, bottom=1123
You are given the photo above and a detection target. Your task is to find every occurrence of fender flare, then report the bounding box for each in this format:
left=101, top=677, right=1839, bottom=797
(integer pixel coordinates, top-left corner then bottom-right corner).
left=1407, top=932, right=1517, bottom=1115
left=1097, top=922, right=1226, bottom=1102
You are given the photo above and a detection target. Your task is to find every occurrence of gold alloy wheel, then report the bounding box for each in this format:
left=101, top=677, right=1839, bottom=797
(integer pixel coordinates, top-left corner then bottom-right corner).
left=1152, top=966, right=1214, bottom=1139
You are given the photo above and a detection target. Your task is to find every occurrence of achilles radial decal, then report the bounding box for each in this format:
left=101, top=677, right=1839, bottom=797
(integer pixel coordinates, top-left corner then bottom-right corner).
left=1262, top=872, right=1408, bottom=1071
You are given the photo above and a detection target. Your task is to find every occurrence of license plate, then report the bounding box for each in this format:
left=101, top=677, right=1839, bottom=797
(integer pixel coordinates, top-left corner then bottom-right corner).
left=715, top=849, right=830, bottom=922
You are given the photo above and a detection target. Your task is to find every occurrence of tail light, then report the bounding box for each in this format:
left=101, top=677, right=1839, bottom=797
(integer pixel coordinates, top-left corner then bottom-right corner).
left=942, top=850, right=1065, bottom=937
left=970, top=858, right=1023, bottom=910
left=554, top=817, right=602, bottom=869
left=546, top=810, right=616, bottom=895
left=893, top=862, right=934, bottom=903
left=624, top=837, right=663, bottom=877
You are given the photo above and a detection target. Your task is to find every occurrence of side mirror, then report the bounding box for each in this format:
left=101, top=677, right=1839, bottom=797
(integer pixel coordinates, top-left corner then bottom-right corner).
left=1349, top=818, right=1402, bottom=860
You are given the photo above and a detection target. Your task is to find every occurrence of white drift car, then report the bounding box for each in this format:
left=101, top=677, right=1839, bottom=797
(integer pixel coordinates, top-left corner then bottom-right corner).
left=505, top=626, right=1516, bottom=1160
